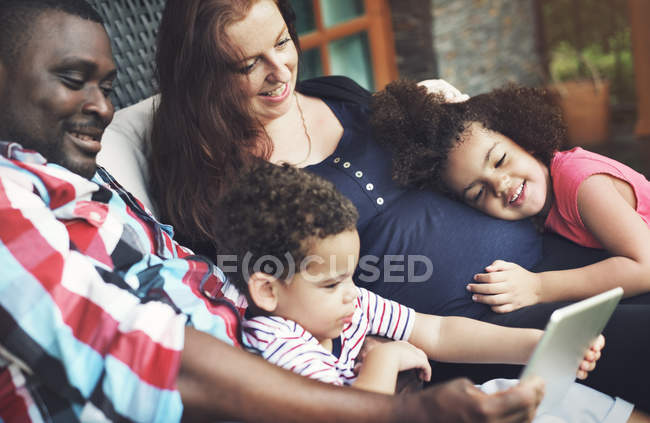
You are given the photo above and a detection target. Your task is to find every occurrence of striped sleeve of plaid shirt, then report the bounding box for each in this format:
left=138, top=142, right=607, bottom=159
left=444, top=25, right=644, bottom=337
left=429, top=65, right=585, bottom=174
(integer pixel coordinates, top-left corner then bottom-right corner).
left=242, top=287, right=414, bottom=385
left=0, top=142, right=247, bottom=423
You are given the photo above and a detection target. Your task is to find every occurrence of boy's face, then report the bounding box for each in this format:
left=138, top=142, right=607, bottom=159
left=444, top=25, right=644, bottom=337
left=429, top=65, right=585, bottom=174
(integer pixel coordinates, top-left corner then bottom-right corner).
left=274, top=229, right=360, bottom=342
left=442, top=122, right=552, bottom=220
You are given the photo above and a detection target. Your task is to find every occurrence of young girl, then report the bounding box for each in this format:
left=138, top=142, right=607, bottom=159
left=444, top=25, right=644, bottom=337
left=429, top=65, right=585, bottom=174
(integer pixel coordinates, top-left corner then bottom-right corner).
left=204, top=161, right=647, bottom=422
left=370, top=80, right=650, bottom=313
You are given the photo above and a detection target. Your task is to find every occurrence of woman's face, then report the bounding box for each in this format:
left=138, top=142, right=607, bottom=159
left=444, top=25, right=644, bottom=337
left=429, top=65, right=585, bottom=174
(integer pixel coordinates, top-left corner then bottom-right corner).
left=226, top=0, right=298, bottom=125
left=442, top=122, right=552, bottom=220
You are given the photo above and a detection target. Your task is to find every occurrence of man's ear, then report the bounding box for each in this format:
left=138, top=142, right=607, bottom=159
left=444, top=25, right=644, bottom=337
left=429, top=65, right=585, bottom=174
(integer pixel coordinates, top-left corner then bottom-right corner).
left=248, top=272, right=281, bottom=313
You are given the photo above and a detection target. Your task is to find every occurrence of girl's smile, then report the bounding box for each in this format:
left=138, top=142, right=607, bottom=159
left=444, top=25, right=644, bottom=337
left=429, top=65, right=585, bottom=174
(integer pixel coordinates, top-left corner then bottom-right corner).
left=443, top=122, right=552, bottom=220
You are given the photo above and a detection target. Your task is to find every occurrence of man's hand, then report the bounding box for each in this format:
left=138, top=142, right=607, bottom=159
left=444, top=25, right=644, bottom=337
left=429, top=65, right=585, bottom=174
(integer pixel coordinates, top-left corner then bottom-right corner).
left=401, top=377, right=544, bottom=423
left=577, top=334, right=605, bottom=380
left=417, top=79, right=470, bottom=102
left=468, top=260, right=543, bottom=313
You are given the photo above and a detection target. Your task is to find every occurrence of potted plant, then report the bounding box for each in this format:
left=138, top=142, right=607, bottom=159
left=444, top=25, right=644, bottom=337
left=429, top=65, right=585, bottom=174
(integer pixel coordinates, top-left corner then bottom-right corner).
left=549, top=55, right=610, bottom=147
left=541, top=0, right=629, bottom=147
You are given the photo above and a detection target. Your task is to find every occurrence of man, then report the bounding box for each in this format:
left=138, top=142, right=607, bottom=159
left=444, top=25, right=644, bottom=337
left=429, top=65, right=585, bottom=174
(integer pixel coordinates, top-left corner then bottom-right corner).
left=0, top=0, right=544, bottom=421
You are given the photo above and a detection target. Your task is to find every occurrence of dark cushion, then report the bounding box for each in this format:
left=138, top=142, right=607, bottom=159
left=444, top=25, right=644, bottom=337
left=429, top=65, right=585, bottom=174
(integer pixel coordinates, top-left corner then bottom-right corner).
left=534, top=231, right=610, bottom=272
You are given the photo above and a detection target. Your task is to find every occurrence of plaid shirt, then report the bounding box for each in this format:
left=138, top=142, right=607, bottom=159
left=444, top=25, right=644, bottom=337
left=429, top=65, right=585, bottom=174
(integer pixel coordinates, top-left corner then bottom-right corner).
left=0, top=142, right=246, bottom=423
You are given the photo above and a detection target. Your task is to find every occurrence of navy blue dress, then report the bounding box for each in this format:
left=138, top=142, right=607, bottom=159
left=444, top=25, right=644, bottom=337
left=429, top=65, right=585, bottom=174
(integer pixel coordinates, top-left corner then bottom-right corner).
left=306, top=94, right=541, bottom=319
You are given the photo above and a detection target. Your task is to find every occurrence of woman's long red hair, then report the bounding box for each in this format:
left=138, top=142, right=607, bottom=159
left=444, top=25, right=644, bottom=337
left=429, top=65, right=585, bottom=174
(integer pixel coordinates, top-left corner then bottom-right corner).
left=150, top=0, right=299, bottom=245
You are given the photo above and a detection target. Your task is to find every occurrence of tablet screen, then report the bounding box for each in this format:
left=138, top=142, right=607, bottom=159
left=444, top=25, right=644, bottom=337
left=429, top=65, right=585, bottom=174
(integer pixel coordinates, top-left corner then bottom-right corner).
left=519, top=287, right=623, bottom=414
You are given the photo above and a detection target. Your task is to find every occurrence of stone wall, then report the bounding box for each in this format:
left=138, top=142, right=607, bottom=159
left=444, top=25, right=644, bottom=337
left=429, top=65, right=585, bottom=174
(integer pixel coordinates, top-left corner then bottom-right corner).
left=390, top=0, right=545, bottom=94
left=433, top=0, right=544, bottom=94
left=388, top=0, right=437, bottom=82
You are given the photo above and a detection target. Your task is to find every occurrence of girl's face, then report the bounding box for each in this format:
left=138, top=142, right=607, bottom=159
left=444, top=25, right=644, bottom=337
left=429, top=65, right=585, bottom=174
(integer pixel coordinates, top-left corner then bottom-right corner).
left=442, top=122, right=552, bottom=220
left=226, top=0, right=298, bottom=125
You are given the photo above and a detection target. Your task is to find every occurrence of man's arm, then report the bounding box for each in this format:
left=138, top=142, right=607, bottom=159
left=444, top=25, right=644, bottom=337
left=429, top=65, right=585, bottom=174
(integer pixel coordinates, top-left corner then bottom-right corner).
left=0, top=163, right=189, bottom=421
left=179, top=327, right=543, bottom=423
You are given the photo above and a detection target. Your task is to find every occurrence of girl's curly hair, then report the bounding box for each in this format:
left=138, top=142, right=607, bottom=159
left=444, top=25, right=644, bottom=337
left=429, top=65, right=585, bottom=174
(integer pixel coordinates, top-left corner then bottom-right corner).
left=370, top=79, right=567, bottom=197
left=210, top=161, right=359, bottom=297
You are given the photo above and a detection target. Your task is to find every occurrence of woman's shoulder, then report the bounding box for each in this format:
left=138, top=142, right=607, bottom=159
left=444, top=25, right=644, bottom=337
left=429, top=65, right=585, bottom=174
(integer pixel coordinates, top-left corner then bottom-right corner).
left=105, top=95, right=159, bottom=144
left=298, top=76, right=371, bottom=106
left=98, top=95, right=159, bottom=214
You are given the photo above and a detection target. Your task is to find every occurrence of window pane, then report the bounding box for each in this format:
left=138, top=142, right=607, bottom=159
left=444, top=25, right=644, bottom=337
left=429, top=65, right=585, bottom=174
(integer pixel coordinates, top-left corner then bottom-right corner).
left=321, top=0, right=364, bottom=28
left=290, top=0, right=316, bottom=35
left=299, top=48, right=323, bottom=81
left=328, top=32, right=374, bottom=90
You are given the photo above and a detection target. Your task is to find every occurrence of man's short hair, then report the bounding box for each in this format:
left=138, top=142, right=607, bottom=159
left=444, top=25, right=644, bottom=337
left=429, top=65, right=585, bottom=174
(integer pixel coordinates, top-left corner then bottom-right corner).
left=0, top=0, right=104, bottom=67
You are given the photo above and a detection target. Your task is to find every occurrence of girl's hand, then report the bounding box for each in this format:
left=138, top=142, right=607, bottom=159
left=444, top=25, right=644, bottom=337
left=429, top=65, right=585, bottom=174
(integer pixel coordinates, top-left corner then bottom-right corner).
left=369, top=341, right=432, bottom=382
left=577, top=334, right=605, bottom=380
left=467, top=260, right=542, bottom=313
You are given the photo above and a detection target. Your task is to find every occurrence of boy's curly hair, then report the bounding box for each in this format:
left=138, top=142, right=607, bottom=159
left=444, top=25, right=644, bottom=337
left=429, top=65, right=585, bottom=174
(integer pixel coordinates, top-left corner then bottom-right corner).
left=369, top=79, right=567, bottom=198
left=210, top=161, right=359, bottom=296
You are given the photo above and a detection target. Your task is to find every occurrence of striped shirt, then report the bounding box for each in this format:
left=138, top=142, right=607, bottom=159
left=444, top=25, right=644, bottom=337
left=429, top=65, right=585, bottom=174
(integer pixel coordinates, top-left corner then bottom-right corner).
left=0, top=142, right=246, bottom=423
left=243, top=287, right=414, bottom=385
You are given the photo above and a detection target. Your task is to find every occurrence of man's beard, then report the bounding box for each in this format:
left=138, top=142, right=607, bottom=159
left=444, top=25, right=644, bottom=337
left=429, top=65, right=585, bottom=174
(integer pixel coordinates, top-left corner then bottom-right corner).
left=0, top=113, right=101, bottom=179
left=4, top=128, right=98, bottom=178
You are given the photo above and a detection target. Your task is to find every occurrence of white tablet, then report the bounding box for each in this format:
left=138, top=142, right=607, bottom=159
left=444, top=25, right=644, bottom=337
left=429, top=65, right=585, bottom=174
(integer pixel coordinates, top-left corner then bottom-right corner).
left=519, top=287, right=623, bottom=414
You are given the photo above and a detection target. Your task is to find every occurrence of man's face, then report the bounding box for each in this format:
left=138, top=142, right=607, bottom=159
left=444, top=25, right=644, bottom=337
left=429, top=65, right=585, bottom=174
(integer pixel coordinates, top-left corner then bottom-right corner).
left=0, top=11, right=117, bottom=178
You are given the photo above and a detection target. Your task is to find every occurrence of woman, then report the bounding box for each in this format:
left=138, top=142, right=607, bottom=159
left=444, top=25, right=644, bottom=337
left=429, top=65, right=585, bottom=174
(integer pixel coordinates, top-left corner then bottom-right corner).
left=149, top=0, right=541, bottom=318
left=100, top=0, right=650, bottom=410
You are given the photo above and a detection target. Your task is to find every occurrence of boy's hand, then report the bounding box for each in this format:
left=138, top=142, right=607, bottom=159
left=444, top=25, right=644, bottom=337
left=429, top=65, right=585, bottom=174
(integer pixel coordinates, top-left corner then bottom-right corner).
left=354, top=335, right=390, bottom=375
left=577, top=334, right=605, bottom=380
left=467, top=260, right=542, bottom=313
left=370, top=341, right=432, bottom=382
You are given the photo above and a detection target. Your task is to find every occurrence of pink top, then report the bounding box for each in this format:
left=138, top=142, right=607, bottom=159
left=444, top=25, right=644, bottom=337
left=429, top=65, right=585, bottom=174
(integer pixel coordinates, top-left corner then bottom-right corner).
left=544, top=147, right=650, bottom=248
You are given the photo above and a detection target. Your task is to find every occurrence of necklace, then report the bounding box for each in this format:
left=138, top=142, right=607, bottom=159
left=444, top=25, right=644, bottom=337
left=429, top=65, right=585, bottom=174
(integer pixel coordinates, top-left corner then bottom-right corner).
left=293, top=93, right=313, bottom=166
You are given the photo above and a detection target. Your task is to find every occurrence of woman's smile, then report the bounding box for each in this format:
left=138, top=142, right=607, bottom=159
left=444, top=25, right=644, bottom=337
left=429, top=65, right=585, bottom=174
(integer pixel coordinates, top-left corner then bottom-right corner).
left=259, top=81, right=290, bottom=101
left=227, top=0, right=299, bottom=124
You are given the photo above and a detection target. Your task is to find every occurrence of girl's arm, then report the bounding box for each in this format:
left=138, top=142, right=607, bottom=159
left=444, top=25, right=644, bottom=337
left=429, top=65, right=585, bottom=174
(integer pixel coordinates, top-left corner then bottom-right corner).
left=538, top=174, right=650, bottom=301
left=409, top=313, right=542, bottom=365
left=469, top=174, right=650, bottom=311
